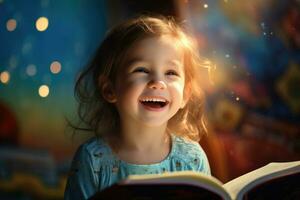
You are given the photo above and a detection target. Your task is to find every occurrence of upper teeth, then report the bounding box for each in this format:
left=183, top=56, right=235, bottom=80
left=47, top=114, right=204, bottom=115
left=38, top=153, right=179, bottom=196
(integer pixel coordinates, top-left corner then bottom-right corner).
left=140, top=98, right=167, bottom=102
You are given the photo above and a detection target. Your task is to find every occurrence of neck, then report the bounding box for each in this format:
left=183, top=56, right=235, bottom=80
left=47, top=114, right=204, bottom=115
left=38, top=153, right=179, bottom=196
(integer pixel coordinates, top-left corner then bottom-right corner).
left=107, top=119, right=172, bottom=164
left=118, top=121, right=169, bottom=151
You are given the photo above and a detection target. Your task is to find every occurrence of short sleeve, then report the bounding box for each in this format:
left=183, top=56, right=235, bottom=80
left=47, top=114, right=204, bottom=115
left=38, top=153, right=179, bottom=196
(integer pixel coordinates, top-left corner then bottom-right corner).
left=64, top=145, right=99, bottom=200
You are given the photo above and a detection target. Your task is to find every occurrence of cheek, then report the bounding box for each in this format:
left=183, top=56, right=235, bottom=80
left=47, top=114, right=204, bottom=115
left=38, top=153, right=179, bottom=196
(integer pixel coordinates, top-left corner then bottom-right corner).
left=170, top=81, right=185, bottom=98
left=116, top=79, right=143, bottom=100
left=124, top=79, right=145, bottom=92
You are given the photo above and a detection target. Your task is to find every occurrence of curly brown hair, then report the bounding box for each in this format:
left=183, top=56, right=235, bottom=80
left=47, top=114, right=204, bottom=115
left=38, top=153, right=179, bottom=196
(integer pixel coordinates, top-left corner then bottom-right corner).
left=73, top=15, right=208, bottom=141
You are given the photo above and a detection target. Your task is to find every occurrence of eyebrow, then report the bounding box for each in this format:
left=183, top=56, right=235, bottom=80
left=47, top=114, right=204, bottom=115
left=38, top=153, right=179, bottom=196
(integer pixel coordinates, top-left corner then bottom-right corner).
left=167, top=60, right=183, bottom=68
left=125, top=57, right=145, bottom=68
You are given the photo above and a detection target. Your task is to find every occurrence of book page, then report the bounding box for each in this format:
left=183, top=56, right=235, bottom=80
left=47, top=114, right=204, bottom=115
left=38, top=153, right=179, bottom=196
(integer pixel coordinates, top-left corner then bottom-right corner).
left=223, top=161, right=300, bottom=200
left=123, top=171, right=232, bottom=200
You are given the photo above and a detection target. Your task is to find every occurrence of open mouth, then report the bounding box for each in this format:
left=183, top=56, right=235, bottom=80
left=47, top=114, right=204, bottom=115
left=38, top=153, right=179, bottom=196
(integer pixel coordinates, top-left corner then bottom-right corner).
left=139, top=98, right=169, bottom=109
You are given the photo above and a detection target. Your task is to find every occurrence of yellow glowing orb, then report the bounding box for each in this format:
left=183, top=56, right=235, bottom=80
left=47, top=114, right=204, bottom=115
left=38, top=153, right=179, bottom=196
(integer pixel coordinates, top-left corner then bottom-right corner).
left=0, top=71, right=10, bottom=84
left=36, top=17, right=49, bottom=31
left=38, top=85, right=49, bottom=97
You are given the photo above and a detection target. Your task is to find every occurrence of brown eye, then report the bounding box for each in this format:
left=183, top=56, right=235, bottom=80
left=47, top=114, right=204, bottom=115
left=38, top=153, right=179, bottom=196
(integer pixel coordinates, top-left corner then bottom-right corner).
left=133, top=67, right=149, bottom=73
left=166, top=70, right=179, bottom=76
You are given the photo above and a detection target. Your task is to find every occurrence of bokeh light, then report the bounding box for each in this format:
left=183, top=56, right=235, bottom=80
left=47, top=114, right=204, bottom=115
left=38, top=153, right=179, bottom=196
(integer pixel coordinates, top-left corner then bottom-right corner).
left=26, top=64, right=37, bottom=76
left=6, top=19, right=17, bottom=31
left=35, top=17, right=49, bottom=31
left=0, top=71, right=10, bottom=84
left=50, top=61, right=62, bottom=74
left=38, top=85, right=49, bottom=97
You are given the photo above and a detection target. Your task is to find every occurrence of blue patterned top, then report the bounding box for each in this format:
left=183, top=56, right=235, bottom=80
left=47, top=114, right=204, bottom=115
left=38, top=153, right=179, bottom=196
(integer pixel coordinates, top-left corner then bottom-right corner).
left=64, top=134, right=211, bottom=200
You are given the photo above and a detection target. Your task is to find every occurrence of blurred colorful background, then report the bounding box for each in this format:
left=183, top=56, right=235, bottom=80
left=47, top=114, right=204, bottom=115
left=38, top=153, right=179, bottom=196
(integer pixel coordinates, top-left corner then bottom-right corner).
left=0, top=0, right=299, bottom=199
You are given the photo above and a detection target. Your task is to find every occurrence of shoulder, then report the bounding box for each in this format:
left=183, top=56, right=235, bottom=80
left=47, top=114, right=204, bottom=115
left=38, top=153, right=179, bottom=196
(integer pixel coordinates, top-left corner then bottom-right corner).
left=80, top=136, right=110, bottom=156
left=65, top=137, right=108, bottom=199
left=172, top=135, right=205, bottom=160
left=72, top=137, right=114, bottom=168
left=171, top=134, right=211, bottom=174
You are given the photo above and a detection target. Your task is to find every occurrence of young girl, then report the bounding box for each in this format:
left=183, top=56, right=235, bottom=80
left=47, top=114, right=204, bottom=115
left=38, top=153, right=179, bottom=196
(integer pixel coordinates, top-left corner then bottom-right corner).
left=64, top=15, right=211, bottom=200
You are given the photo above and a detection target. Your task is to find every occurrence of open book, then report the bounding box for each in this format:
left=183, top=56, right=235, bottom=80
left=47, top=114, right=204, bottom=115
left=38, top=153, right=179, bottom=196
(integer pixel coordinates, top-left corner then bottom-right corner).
left=90, top=160, right=300, bottom=200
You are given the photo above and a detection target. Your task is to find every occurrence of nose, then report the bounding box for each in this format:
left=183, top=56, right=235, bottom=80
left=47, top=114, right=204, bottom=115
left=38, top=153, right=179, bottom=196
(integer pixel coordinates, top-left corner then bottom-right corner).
left=148, top=80, right=166, bottom=90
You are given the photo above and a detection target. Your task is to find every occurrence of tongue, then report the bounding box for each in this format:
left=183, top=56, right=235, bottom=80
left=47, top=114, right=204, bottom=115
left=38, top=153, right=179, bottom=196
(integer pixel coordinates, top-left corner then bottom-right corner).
left=142, top=102, right=162, bottom=108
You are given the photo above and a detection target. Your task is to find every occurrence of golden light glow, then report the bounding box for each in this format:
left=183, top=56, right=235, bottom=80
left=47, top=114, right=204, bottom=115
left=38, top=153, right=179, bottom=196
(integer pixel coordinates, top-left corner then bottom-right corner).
left=50, top=61, right=61, bottom=74
left=214, top=99, right=244, bottom=130
left=26, top=64, right=37, bottom=76
left=179, top=34, right=191, bottom=49
left=36, top=17, right=49, bottom=31
left=204, top=4, right=208, bottom=8
left=6, top=19, right=17, bottom=31
left=0, top=71, right=10, bottom=84
left=38, top=85, right=49, bottom=97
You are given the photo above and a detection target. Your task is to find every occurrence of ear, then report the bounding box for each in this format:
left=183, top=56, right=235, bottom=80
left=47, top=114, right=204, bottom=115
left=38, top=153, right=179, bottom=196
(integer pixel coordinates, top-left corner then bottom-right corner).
left=99, top=75, right=117, bottom=103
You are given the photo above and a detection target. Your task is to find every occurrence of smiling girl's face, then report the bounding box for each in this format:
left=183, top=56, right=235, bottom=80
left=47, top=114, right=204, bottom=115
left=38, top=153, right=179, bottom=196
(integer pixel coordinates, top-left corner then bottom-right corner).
left=110, top=35, right=187, bottom=127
